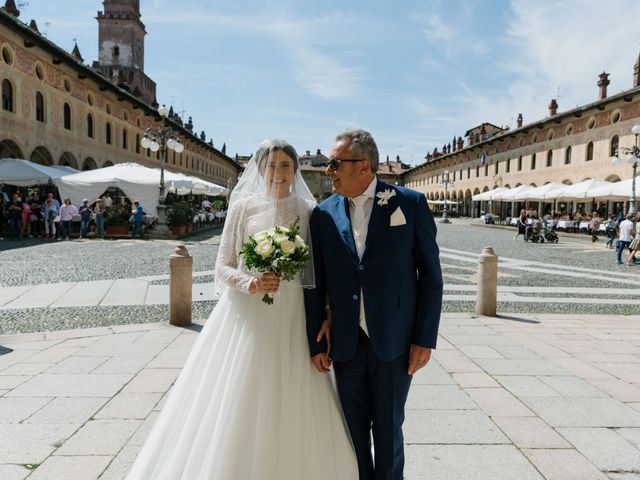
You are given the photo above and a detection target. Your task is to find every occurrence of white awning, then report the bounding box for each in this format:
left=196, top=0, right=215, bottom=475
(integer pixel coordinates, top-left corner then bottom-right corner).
left=0, top=158, right=77, bottom=186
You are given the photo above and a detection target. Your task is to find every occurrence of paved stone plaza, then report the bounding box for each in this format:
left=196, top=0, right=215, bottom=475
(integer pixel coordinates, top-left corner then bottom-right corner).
left=1, top=220, right=639, bottom=335
left=1, top=220, right=639, bottom=479
left=1, top=312, right=639, bottom=479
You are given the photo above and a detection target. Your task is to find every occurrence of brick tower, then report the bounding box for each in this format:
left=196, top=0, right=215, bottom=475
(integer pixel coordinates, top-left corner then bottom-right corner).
left=95, top=0, right=157, bottom=105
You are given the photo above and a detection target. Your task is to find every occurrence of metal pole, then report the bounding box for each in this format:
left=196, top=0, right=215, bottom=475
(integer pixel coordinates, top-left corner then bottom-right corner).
left=631, top=161, right=637, bottom=216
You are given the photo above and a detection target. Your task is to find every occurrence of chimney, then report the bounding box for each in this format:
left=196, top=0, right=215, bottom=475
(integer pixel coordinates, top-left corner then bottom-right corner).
left=468, top=134, right=475, bottom=146
left=316, top=148, right=321, bottom=155
left=447, top=143, right=451, bottom=154
left=452, top=136, right=457, bottom=152
left=480, top=124, right=487, bottom=140
left=457, top=136, right=464, bottom=150
left=186, top=116, right=193, bottom=132
left=634, top=53, right=640, bottom=88
left=517, top=113, right=523, bottom=128
left=2, top=0, right=19, bottom=17
left=305, top=150, right=310, bottom=156
left=598, top=71, right=610, bottom=99
left=71, top=43, right=84, bottom=62
left=386, top=154, right=390, bottom=167
left=548, top=99, right=558, bottom=116
left=29, top=19, right=39, bottom=33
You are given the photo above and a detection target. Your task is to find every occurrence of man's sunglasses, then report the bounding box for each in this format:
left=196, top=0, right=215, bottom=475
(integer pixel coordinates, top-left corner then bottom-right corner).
left=327, top=158, right=367, bottom=171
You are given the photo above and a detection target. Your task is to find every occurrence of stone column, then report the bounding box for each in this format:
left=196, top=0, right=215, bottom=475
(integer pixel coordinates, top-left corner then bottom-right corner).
left=169, top=244, right=193, bottom=327
left=476, top=246, right=498, bottom=317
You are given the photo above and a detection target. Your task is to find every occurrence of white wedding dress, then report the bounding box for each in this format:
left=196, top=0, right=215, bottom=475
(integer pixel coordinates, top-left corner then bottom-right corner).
left=126, top=194, right=358, bottom=480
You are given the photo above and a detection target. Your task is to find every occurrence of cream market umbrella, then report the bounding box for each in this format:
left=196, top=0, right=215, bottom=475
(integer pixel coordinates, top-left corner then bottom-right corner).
left=545, top=179, right=613, bottom=200
left=472, top=187, right=510, bottom=201
left=0, top=158, right=76, bottom=186
left=587, top=178, right=636, bottom=200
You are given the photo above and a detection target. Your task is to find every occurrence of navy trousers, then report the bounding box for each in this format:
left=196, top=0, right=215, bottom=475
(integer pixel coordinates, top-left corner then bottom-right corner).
left=334, top=329, right=412, bottom=480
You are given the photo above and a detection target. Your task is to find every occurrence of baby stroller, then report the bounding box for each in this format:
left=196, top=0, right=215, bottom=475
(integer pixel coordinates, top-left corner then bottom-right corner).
left=543, top=220, right=559, bottom=243
left=524, top=220, right=543, bottom=243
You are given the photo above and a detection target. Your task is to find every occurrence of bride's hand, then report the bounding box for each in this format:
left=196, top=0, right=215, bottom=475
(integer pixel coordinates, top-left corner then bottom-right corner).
left=249, top=272, right=280, bottom=295
left=316, top=310, right=332, bottom=356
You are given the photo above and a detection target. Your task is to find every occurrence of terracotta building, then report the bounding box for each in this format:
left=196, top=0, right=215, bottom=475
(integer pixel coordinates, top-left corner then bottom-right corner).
left=0, top=0, right=241, bottom=190
left=401, top=57, right=640, bottom=217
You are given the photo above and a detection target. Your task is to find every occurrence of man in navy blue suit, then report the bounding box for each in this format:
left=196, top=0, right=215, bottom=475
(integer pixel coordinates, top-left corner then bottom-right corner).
left=304, top=129, right=443, bottom=480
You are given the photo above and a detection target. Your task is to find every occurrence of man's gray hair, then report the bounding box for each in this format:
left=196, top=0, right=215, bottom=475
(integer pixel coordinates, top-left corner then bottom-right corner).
left=335, top=129, right=379, bottom=173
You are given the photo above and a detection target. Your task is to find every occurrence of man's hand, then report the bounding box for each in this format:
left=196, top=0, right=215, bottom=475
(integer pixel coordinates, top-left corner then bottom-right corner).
left=408, top=344, right=432, bottom=375
left=311, top=353, right=332, bottom=373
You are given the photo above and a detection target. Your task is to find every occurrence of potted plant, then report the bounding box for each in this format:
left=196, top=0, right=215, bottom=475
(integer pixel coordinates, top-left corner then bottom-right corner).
left=167, top=201, right=196, bottom=235
left=104, top=204, right=131, bottom=236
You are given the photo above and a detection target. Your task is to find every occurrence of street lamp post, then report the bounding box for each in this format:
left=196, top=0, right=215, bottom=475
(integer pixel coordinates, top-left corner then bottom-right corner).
left=611, top=124, right=639, bottom=216
left=440, top=169, right=454, bottom=224
left=140, top=105, right=185, bottom=234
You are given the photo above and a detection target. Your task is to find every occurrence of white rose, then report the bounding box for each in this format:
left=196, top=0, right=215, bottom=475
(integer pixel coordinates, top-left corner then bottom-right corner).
left=253, top=230, right=269, bottom=242
left=272, top=233, right=288, bottom=244
left=255, top=240, right=275, bottom=258
left=280, top=240, right=296, bottom=256
left=294, top=235, right=305, bottom=248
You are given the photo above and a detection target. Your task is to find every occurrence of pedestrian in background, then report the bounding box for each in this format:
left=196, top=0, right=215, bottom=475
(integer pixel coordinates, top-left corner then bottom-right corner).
left=20, top=198, right=31, bottom=238
left=605, top=214, right=617, bottom=249
left=94, top=198, right=106, bottom=239
left=59, top=198, right=77, bottom=241
left=616, top=214, right=635, bottom=265
left=0, top=195, right=6, bottom=240
left=588, top=212, right=601, bottom=243
left=29, top=193, right=43, bottom=238
left=78, top=198, right=92, bottom=238
left=43, top=196, right=59, bottom=239
left=627, top=214, right=640, bottom=265
left=131, top=200, right=144, bottom=238
left=8, top=193, right=22, bottom=240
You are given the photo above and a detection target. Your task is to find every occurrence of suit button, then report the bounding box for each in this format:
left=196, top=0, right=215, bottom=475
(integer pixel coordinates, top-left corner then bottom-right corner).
left=358, top=265, right=364, bottom=271
left=352, top=294, right=358, bottom=300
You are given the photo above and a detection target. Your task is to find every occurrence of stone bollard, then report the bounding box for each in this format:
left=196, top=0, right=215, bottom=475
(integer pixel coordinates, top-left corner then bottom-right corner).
left=169, top=244, right=193, bottom=327
left=476, top=246, right=498, bottom=317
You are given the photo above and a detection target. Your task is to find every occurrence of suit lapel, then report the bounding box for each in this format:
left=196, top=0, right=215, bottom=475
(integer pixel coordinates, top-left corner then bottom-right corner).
left=332, top=196, right=359, bottom=263
left=362, top=180, right=390, bottom=260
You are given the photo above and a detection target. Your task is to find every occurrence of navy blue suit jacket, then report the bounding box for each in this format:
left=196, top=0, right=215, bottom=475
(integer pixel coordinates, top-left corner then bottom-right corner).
left=304, top=180, right=443, bottom=362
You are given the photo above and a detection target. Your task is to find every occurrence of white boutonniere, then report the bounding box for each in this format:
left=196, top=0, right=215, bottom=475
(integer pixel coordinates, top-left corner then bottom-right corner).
left=376, top=189, right=396, bottom=206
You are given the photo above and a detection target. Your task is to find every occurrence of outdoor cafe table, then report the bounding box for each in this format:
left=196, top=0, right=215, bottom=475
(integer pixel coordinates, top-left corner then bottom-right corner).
left=556, top=220, right=577, bottom=230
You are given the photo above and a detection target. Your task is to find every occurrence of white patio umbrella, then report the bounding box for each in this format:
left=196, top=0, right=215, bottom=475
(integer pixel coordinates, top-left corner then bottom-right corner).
left=0, top=158, right=76, bottom=186
left=55, top=163, right=194, bottom=215
left=587, top=178, right=636, bottom=200
left=491, top=184, right=535, bottom=201
left=472, top=187, right=510, bottom=201
left=512, top=182, right=566, bottom=200
left=545, top=179, right=613, bottom=200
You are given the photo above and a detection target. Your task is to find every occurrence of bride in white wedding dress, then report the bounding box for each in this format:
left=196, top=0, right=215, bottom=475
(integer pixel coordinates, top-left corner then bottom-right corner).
left=126, top=139, right=358, bottom=479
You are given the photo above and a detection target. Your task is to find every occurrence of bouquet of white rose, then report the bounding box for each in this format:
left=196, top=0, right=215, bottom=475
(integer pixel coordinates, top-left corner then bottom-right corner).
left=239, top=219, right=311, bottom=304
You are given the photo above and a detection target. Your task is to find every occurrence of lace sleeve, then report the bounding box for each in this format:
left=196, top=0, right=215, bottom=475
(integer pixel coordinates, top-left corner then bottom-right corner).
left=214, top=200, right=255, bottom=293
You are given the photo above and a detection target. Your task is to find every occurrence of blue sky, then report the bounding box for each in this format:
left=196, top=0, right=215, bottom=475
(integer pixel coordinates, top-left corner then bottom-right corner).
left=18, top=0, right=640, bottom=164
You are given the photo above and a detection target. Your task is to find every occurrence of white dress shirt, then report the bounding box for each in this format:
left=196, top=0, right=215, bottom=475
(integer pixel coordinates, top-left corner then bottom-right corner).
left=348, top=177, right=378, bottom=336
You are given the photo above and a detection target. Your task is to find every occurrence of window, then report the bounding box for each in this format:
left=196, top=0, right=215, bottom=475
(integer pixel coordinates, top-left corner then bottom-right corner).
left=586, top=142, right=594, bottom=161
left=87, top=114, right=94, bottom=138
left=506, top=158, right=511, bottom=173
left=122, top=129, right=127, bottom=149
left=546, top=150, right=553, bottom=167
left=484, top=164, right=489, bottom=176
left=475, top=166, right=479, bottom=177
left=136, top=134, right=140, bottom=154
left=35, top=91, right=45, bottom=122
left=517, top=156, right=522, bottom=171
left=173, top=151, right=176, bottom=164
left=63, top=103, right=71, bottom=130
left=467, top=167, right=470, bottom=179
left=147, top=148, right=150, bottom=157
left=2, top=79, right=13, bottom=112
left=494, top=161, right=499, bottom=175
left=531, top=153, right=536, bottom=170
left=564, top=146, right=572, bottom=164
left=610, top=135, right=619, bottom=157
left=105, top=123, right=112, bottom=144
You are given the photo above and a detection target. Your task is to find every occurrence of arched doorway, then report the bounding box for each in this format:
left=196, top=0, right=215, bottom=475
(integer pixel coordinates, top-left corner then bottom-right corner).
left=82, top=157, right=98, bottom=171
left=30, top=146, right=53, bottom=166
left=103, top=160, right=114, bottom=167
left=0, top=139, right=24, bottom=158
left=58, top=152, right=78, bottom=169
